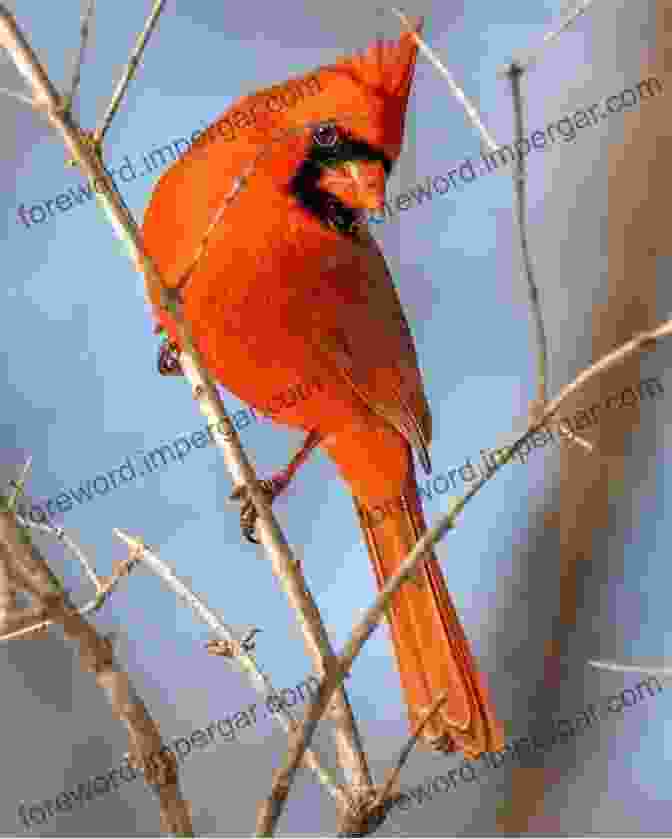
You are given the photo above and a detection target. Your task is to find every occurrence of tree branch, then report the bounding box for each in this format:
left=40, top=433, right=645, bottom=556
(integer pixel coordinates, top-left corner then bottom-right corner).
left=114, top=529, right=352, bottom=811
left=370, top=690, right=450, bottom=814
left=93, top=0, right=167, bottom=145
left=0, top=514, right=139, bottom=641
left=391, top=7, right=498, bottom=153
left=589, top=659, right=672, bottom=678
left=21, top=511, right=101, bottom=590
left=504, top=61, right=548, bottom=405
left=0, top=542, right=20, bottom=632
left=63, top=0, right=95, bottom=113
left=0, top=510, right=193, bottom=836
left=510, top=0, right=597, bottom=74
left=0, top=84, right=34, bottom=105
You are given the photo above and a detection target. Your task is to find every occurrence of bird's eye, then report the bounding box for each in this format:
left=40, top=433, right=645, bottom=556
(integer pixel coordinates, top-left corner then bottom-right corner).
left=313, top=123, right=339, bottom=148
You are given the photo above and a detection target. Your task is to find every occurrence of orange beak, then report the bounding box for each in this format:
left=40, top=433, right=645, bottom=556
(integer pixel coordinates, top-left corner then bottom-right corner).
left=318, top=160, right=387, bottom=211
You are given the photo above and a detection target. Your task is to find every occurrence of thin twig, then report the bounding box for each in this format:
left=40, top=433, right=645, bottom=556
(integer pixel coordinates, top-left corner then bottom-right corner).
left=0, top=514, right=65, bottom=603
left=371, top=691, right=450, bottom=812
left=505, top=62, right=548, bottom=406
left=0, top=85, right=34, bottom=105
left=64, top=0, right=95, bottom=112
left=502, top=64, right=591, bottom=451
left=391, top=7, right=498, bottom=153
left=19, top=512, right=101, bottom=590
left=255, top=315, right=672, bottom=835
left=559, top=425, right=593, bottom=451
left=0, top=599, right=47, bottom=639
left=589, top=659, right=672, bottom=678
left=93, top=0, right=167, bottom=145
left=114, top=528, right=351, bottom=811
left=5, top=456, right=33, bottom=512
left=0, top=542, right=19, bottom=631
left=508, top=0, right=597, bottom=74
left=0, top=510, right=193, bottom=836
left=541, top=325, right=667, bottom=418
left=0, top=520, right=139, bottom=642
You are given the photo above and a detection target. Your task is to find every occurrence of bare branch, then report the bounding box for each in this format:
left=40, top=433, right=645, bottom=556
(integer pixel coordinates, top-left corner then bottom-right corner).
left=542, top=324, right=667, bottom=417
left=0, top=510, right=193, bottom=835
left=504, top=0, right=597, bottom=75
left=0, top=542, right=20, bottom=631
left=19, top=512, right=102, bottom=590
left=589, top=659, right=672, bottom=678
left=93, top=0, right=167, bottom=145
left=500, top=65, right=590, bottom=452
left=64, top=0, right=95, bottom=112
left=0, top=600, right=49, bottom=640
left=0, top=518, right=66, bottom=604
left=438, top=322, right=670, bottom=525
left=114, top=529, right=351, bottom=811
left=5, top=456, right=33, bottom=512
left=504, top=62, right=548, bottom=405
left=0, top=8, right=63, bottom=111
left=559, top=424, right=594, bottom=451
left=391, top=7, right=498, bottom=152
left=0, top=85, right=35, bottom=105
left=372, top=691, right=450, bottom=812
left=0, top=519, right=139, bottom=643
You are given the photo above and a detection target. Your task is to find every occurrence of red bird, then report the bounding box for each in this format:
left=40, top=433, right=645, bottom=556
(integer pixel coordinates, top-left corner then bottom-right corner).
left=142, top=19, right=503, bottom=758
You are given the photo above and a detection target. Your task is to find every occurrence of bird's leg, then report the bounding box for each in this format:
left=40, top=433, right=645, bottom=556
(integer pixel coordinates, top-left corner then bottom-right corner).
left=230, top=429, right=322, bottom=544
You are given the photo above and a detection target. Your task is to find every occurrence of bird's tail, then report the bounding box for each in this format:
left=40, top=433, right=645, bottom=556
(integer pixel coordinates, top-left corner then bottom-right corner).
left=353, top=464, right=504, bottom=759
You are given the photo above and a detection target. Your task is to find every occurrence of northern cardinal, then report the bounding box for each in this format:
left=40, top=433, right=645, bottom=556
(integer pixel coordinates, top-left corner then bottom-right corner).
left=142, top=19, right=503, bottom=758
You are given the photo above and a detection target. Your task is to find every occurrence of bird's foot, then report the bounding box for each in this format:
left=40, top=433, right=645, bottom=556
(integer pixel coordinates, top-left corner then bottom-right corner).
left=157, top=337, right=183, bottom=376
left=418, top=732, right=454, bottom=754
left=229, top=473, right=289, bottom=544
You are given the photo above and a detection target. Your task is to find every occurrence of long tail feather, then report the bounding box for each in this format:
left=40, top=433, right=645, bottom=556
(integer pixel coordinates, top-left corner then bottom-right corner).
left=353, top=460, right=504, bottom=759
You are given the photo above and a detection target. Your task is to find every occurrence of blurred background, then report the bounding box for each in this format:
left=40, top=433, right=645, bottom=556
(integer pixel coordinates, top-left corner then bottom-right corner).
left=1, top=0, right=670, bottom=835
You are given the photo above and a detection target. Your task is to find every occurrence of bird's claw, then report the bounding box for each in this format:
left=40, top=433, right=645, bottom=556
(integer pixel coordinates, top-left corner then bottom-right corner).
left=229, top=478, right=283, bottom=544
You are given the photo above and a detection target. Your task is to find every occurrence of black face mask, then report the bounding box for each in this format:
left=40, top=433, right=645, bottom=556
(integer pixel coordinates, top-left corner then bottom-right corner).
left=289, top=122, right=393, bottom=237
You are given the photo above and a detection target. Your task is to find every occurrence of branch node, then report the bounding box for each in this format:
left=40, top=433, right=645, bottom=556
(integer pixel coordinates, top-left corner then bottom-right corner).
left=240, top=626, right=262, bottom=652
left=499, top=59, right=525, bottom=79
left=205, top=639, right=236, bottom=658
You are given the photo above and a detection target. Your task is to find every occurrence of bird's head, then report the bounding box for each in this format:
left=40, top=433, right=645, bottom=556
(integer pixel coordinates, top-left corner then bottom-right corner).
left=142, top=17, right=423, bottom=336
left=281, top=17, right=423, bottom=233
